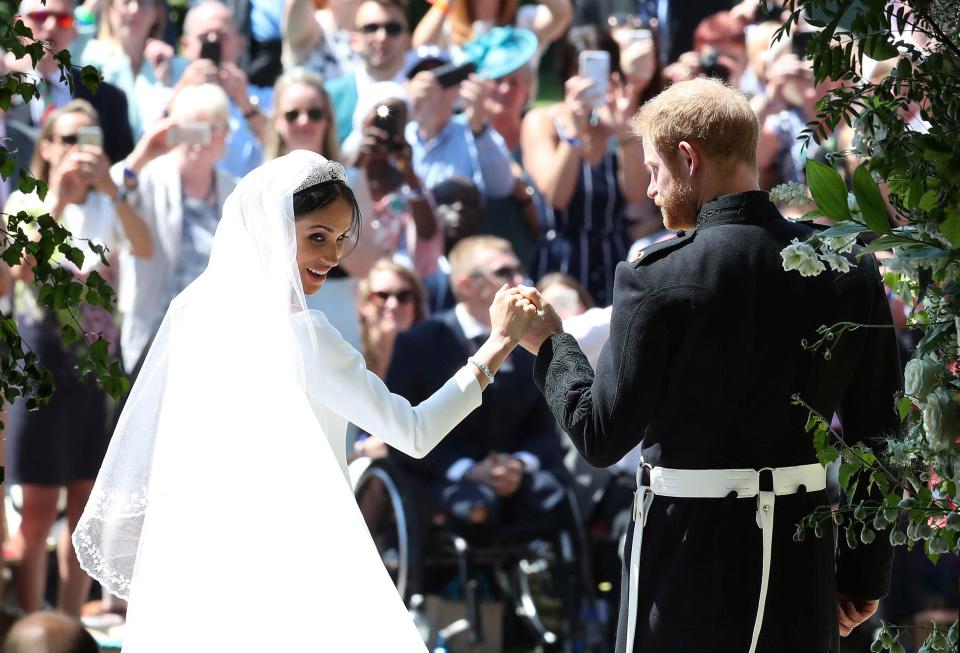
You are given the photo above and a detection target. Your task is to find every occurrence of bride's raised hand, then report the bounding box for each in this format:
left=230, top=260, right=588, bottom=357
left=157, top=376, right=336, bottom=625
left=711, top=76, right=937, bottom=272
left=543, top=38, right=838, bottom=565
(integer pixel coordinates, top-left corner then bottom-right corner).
left=489, top=284, right=537, bottom=345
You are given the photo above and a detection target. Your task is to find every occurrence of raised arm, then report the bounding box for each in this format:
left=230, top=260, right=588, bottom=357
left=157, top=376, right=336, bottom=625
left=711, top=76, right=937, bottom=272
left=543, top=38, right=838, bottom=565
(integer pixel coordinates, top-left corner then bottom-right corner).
left=411, top=5, right=448, bottom=48
left=527, top=0, right=573, bottom=50
left=283, top=0, right=323, bottom=62
left=526, top=275, right=684, bottom=467
left=301, top=286, right=536, bottom=458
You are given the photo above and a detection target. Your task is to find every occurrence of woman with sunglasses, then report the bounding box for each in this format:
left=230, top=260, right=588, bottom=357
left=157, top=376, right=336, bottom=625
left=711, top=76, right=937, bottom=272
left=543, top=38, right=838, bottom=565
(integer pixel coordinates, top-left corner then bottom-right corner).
left=1, top=99, right=152, bottom=616
left=358, top=258, right=428, bottom=380
left=264, top=67, right=341, bottom=162
left=347, top=258, right=430, bottom=465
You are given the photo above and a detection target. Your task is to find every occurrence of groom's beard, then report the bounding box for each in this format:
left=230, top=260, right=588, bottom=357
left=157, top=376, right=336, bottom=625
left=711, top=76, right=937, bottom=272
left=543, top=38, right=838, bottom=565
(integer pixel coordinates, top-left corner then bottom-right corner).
left=657, top=176, right=698, bottom=231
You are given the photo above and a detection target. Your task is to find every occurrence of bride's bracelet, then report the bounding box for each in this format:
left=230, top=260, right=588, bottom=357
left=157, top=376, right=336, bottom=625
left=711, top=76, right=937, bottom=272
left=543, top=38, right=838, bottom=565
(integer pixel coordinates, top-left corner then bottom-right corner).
left=467, top=357, right=495, bottom=384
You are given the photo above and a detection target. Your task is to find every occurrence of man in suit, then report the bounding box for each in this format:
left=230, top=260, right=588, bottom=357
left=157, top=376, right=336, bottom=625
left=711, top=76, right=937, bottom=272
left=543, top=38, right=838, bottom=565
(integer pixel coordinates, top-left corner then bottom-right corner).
left=6, top=0, right=134, bottom=164
left=326, top=0, right=412, bottom=146
left=515, top=78, right=900, bottom=652
left=386, top=235, right=570, bottom=542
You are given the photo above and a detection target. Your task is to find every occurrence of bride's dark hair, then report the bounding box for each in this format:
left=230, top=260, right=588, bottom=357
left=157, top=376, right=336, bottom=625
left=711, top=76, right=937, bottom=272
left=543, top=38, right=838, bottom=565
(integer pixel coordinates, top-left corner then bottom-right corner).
left=293, top=179, right=362, bottom=251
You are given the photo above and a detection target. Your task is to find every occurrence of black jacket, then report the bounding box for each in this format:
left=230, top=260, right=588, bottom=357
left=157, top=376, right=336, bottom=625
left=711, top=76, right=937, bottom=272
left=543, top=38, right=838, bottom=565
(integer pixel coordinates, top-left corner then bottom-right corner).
left=386, top=309, right=564, bottom=479
left=534, top=191, right=901, bottom=652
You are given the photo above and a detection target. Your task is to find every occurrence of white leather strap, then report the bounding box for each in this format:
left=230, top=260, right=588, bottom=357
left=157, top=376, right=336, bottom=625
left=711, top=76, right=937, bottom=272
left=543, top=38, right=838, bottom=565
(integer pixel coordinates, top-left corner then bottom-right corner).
left=749, top=490, right=776, bottom=653
left=624, top=463, right=825, bottom=653
left=625, top=486, right=654, bottom=653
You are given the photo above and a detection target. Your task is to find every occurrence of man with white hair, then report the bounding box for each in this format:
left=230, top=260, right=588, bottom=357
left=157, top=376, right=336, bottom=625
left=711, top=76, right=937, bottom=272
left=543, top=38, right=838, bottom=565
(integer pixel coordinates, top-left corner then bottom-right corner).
left=111, top=83, right=238, bottom=374
left=4, top=0, right=134, bottom=163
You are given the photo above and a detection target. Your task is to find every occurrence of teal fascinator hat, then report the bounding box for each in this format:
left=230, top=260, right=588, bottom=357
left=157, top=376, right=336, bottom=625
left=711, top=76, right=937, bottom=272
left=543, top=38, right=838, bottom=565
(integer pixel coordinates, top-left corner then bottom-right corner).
left=462, top=26, right=538, bottom=80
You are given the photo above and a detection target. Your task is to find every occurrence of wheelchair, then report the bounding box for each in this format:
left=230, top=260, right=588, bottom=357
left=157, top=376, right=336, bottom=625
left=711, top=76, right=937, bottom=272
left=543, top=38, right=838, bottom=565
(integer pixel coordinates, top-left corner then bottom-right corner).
left=352, top=457, right=608, bottom=652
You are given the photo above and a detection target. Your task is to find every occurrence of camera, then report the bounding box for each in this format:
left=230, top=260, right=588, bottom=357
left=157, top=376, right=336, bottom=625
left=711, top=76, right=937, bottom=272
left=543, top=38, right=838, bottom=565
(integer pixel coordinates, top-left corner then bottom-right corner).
left=200, top=38, right=221, bottom=66
left=698, top=49, right=730, bottom=82
left=433, top=61, right=478, bottom=89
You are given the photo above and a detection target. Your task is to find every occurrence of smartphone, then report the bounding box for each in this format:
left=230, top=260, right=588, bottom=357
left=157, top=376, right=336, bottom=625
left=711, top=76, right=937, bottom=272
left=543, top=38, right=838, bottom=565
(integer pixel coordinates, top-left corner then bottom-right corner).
left=166, top=122, right=213, bottom=146
left=76, top=126, right=103, bottom=148
left=579, top=50, right=610, bottom=106
left=792, top=31, right=814, bottom=58
left=433, top=61, right=478, bottom=89
left=200, top=38, right=221, bottom=65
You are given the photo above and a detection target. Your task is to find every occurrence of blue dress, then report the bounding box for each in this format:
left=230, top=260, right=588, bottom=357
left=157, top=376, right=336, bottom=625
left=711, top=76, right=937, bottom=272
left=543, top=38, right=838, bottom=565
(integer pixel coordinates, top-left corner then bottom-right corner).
left=533, top=145, right=628, bottom=307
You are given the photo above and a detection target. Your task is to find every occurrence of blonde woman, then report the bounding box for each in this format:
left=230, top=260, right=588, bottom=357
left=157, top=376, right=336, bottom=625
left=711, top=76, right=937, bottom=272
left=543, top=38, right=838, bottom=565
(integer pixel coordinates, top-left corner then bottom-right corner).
left=358, top=258, right=428, bottom=380
left=264, top=67, right=341, bottom=162
left=3, top=99, right=152, bottom=615
left=112, top=83, right=238, bottom=374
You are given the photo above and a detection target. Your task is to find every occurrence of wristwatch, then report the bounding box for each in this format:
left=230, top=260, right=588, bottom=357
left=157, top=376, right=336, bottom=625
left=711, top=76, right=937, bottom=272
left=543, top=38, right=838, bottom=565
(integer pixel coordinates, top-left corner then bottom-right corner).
left=122, top=164, right=139, bottom=190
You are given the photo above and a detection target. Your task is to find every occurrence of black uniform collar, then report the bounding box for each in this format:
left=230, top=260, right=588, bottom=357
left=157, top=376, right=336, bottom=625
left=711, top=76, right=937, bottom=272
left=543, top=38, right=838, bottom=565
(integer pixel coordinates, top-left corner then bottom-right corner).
left=695, top=191, right=774, bottom=229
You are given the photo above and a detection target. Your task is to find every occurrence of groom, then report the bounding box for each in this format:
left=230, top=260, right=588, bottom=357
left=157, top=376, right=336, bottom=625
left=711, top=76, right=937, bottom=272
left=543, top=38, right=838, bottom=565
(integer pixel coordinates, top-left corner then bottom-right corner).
left=511, top=78, right=901, bottom=653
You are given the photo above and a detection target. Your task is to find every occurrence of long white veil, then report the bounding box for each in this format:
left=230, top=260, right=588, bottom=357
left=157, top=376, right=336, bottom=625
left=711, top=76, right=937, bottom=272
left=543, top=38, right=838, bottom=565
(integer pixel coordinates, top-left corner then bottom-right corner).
left=73, top=150, right=429, bottom=651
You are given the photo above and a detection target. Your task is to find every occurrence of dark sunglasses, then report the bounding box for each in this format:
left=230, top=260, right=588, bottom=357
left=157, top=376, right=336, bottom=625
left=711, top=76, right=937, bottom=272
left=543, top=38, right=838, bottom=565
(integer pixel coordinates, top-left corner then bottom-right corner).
left=358, top=21, right=405, bottom=37
left=27, top=10, right=75, bottom=28
left=371, top=289, right=415, bottom=304
left=283, top=107, right=326, bottom=123
left=474, top=265, right=524, bottom=282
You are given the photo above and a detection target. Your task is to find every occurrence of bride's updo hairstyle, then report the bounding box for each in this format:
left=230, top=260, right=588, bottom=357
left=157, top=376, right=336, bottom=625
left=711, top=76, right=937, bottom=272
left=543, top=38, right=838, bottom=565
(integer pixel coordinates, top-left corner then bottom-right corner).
left=293, top=179, right=363, bottom=253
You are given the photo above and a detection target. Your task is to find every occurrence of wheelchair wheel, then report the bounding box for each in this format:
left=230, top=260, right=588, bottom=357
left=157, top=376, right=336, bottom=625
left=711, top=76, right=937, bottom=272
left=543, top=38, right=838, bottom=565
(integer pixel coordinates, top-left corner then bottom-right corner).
left=353, top=458, right=423, bottom=603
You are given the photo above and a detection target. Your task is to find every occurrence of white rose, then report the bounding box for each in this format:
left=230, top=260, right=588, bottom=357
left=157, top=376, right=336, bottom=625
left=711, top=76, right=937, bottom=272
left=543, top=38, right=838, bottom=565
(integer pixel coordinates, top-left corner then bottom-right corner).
left=904, top=356, right=941, bottom=402
left=819, top=250, right=852, bottom=273
left=781, top=239, right=826, bottom=277
left=922, top=388, right=960, bottom=451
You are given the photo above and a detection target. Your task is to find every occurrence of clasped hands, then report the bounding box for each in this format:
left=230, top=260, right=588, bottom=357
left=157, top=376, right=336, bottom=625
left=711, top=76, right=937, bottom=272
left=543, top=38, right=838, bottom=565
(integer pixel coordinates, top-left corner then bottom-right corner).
left=489, top=284, right=563, bottom=355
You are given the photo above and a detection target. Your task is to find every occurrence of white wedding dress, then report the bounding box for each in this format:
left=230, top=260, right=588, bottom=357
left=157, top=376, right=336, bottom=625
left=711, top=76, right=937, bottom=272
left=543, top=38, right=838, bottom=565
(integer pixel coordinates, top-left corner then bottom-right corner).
left=73, top=151, right=482, bottom=652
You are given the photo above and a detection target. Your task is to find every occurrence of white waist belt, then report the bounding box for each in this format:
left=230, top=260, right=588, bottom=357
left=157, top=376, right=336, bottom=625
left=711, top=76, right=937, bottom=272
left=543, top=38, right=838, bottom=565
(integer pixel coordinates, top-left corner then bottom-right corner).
left=625, top=463, right=826, bottom=653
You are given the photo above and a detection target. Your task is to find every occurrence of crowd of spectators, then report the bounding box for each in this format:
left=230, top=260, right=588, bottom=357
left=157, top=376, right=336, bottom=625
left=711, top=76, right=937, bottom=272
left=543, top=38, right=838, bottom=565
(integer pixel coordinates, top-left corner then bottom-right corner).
left=0, top=0, right=955, bottom=650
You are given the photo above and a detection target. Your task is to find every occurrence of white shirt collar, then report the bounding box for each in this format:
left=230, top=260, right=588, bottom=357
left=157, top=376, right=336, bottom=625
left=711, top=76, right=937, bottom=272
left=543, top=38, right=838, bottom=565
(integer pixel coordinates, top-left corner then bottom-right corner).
left=454, top=302, right=488, bottom=341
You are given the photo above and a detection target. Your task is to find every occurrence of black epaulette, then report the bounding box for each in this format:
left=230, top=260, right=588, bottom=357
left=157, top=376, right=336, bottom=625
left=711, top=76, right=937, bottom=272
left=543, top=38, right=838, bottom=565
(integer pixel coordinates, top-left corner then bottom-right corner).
left=630, top=230, right=697, bottom=267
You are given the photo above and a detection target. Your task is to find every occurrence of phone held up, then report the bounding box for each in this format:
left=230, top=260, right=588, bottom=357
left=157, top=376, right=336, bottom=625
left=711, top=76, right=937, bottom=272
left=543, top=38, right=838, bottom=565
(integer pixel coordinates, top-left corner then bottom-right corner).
left=200, top=38, right=222, bottom=66
left=166, top=122, right=213, bottom=147
left=373, top=104, right=404, bottom=151
left=76, top=126, right=104, bottom=149
left=579, top=50, right=610, bottom=108
left=433, top=61, right=478, bottom=89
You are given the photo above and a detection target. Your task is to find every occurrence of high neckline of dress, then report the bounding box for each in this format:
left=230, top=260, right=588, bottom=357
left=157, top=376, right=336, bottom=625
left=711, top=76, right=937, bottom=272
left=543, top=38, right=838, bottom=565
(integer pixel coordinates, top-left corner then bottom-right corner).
left=695, top=190, right=774, bottom=229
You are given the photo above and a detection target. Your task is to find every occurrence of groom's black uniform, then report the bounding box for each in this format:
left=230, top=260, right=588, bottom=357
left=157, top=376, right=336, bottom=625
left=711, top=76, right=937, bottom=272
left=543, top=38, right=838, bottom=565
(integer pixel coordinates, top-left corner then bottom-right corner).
left=533, top=192, right=901, bottom=652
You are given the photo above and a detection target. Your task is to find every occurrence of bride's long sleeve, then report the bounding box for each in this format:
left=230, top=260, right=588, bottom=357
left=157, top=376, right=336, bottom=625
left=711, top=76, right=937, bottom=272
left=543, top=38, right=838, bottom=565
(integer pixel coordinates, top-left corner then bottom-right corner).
left=299, top=311, right=482, bottom=458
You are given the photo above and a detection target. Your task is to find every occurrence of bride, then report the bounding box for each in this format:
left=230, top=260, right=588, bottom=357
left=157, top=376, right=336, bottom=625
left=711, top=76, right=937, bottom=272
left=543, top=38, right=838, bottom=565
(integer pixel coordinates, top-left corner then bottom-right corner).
left=72, top=149, right=536, bottom=651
